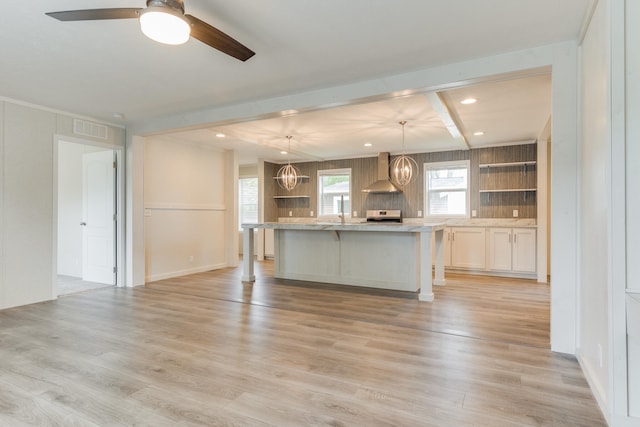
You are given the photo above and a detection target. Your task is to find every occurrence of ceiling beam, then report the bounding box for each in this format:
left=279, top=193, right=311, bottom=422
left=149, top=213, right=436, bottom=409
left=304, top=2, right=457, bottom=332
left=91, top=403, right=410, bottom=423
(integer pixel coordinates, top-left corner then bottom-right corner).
left=423, top=92, right=470, bottom=150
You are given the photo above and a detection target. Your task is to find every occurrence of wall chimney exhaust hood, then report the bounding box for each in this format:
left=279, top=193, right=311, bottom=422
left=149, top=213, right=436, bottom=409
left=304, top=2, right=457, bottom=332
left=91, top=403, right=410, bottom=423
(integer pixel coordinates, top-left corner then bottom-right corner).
left=362, top=152, right=402, bottom=193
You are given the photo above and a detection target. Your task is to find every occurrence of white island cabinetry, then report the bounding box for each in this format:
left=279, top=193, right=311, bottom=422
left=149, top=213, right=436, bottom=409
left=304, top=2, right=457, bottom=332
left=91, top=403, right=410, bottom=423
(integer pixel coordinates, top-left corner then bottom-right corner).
left=242, top=221, right=446, bottom=301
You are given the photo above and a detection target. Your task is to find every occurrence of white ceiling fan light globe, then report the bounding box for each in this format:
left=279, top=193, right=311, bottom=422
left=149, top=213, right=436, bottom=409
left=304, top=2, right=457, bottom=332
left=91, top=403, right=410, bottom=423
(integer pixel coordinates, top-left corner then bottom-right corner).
left=139, top=7, right=191, bottom=45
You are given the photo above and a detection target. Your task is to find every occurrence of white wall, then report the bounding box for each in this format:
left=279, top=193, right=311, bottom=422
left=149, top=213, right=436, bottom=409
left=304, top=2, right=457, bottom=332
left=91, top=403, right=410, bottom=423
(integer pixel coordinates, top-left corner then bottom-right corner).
left=576, top=0, right=640, bottom=424
left=144, top=137, right=230, bottom=282
left=624, top=0, right=640, bottom=419
left=57, top=141, right=84, bottom=276
left=238, top=164, right=258, bottom=256
left=0, top=99, right=124, bottom=309
left=625, top=2, right=640, bottom=295
left=126, top=135, right=146, bottom=287
left=0, top=101, right=4, bottom=307
left=549, top=43, right=580, bottom=354
left=577, top=0, right=611, bottom=411
left=240, top=164, right=258, bottom=177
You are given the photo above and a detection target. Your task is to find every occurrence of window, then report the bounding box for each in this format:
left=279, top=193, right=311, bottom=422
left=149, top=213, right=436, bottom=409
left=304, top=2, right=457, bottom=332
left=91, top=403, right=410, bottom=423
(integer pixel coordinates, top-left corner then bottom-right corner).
left=425, top=160, right=470, bottom=217
left=239, top=177, right=258, bottom=229
left=317, top=168, right=351, bottom=218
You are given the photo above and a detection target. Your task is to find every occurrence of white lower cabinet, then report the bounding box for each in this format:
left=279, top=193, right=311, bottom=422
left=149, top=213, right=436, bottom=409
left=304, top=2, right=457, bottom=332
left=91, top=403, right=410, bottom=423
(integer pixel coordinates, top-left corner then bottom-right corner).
left=487, top=228, right=512, bottom=271
left=433, top=225, right=537, bottom=277
left=488, top=228, right=536, bottom=273
left=450, top=227, right=486, bottom=269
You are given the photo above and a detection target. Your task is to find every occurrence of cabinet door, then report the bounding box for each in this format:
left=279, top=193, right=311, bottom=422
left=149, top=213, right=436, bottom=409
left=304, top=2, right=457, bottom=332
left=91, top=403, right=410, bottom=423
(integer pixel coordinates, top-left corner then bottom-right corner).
left=512, top=228, right=536, bottom=273
left=450, top=227, right=486, bottom=269
left=488, top=228, right=512, bottom=271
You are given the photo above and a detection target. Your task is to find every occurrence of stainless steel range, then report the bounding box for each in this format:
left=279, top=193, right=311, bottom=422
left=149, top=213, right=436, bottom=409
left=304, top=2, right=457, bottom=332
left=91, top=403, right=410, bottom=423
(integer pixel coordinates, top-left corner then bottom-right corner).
left=365, top=209, right=402, bottom=223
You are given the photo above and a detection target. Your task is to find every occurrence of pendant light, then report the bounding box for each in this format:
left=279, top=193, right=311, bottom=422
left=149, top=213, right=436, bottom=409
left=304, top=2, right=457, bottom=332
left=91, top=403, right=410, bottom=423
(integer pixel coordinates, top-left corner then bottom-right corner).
left=391, top=121, right=418, bottom=187
left=275, top=136, right=301, bottom=191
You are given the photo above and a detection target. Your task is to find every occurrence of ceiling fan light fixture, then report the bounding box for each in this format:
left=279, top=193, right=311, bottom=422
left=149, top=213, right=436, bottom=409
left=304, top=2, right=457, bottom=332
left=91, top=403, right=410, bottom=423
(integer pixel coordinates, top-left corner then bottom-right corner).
left=139, top=7, right=191, bottom=45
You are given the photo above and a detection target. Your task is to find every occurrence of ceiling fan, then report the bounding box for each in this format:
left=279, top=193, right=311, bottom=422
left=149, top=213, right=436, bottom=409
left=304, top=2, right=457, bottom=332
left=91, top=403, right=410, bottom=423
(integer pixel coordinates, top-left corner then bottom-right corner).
left=46, top=0, right=255, bottom=61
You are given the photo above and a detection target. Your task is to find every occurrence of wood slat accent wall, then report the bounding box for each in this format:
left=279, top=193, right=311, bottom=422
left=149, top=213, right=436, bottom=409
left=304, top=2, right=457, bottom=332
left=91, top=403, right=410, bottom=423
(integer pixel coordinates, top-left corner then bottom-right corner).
left=475, top=144, right=537, bottom=218
left=265, top=143, right=537, bottom=221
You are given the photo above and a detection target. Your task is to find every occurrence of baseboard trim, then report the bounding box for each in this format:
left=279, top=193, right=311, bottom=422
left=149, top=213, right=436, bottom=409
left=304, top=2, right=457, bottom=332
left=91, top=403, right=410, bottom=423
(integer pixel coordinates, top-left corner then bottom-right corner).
left=577, top=351, right=611, bottom=426
left=145, top=263, right=227, bottom=283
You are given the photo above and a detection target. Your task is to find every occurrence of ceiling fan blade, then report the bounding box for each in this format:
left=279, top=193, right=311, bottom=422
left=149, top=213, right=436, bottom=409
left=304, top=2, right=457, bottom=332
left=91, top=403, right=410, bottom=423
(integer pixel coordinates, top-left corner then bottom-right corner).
left=186, top=15, right=255, bottom=62
left=46, top=9, right=142, bottom=21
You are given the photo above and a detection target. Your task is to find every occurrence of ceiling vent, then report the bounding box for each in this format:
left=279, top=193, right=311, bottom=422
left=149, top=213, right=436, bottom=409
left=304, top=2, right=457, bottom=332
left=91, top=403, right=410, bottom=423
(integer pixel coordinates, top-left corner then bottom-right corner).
left=73, top=119, right=108, bottom=140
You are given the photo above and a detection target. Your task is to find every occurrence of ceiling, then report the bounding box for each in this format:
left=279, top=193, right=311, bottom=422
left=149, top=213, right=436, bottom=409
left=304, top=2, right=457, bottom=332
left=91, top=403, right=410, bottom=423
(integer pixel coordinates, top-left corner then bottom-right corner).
left=160, top=73, right=552, bottom=164
left=0, top=1, right=593, bottom=164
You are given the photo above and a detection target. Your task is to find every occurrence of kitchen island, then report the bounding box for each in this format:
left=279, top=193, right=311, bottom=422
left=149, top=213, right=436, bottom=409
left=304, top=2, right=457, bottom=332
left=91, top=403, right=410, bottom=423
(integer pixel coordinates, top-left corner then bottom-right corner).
left=241, top=221, right=446, bottom=301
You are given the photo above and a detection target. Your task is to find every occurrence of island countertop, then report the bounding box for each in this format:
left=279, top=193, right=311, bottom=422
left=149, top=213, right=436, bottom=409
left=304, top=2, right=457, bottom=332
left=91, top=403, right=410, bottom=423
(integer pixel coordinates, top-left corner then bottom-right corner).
left=241, top=221, right=446, bottom=233
left=241, top=221, right=447, bottom=301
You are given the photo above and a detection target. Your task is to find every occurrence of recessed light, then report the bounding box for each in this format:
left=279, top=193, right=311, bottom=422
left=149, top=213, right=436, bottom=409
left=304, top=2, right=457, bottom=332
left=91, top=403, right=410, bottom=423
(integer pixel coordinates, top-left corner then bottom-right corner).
left=281, top=151, right=288, bottom=155
left=215, top=133, right=225, bottom=138
left=111, top=112, right=125, bottom=120
left=461, top=98, right=477, bottom=105
left=364, top=143, right=372, bottom=147
left=474, top=131, right=484, bottom=136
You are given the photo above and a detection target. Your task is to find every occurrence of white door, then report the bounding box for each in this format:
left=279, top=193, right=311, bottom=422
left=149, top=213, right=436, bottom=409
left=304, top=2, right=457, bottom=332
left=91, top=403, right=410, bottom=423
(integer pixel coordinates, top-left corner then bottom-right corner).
left=82, top=150, right=116, bottom=284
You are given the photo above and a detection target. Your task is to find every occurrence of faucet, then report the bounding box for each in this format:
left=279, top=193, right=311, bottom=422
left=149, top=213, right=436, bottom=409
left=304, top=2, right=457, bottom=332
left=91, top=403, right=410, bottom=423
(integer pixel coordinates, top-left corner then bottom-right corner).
left=340, top=194, right=345, bottom=224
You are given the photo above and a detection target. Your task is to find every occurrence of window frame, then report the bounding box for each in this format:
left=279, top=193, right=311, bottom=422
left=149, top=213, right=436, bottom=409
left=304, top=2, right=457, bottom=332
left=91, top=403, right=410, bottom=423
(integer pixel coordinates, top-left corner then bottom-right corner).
left=238, top=176, right=259, bottom=230
left=317, top=168, right=352, bottom=220
left=424, top=160, right=470, bottom=219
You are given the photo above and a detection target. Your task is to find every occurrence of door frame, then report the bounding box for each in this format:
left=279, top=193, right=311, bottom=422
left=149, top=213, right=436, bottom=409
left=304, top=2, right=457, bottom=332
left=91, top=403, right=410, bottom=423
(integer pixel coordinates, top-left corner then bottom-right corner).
left=52, top=135, right=125, bottom=295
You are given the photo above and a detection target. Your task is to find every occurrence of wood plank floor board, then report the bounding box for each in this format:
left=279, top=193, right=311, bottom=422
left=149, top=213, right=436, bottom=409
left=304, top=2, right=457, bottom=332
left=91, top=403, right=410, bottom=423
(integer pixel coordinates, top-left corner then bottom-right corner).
left=0, top=261, right=605, bottom=426
left=0, top=380, right=102, bottom=427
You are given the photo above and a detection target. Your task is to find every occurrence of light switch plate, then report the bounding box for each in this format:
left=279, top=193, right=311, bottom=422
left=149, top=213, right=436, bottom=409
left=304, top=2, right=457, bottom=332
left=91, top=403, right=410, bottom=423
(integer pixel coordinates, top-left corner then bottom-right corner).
left=417, top=210, right=423, bottom=217
left=513, top=209, right=519, bottom=217
left=472, top=210, right=477, bottom=217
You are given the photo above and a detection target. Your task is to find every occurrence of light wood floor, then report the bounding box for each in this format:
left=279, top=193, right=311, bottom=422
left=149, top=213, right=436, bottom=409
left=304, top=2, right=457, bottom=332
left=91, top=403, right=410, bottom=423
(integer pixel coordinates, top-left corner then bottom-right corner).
left=0, top=261, right=605, bottom=426
left=57, top=275, right=114, bottom=296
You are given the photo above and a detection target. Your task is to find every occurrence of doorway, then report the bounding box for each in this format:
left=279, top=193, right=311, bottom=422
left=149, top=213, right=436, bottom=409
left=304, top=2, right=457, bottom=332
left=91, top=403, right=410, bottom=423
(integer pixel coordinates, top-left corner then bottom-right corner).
left=55, top=139, right=120, bottom=295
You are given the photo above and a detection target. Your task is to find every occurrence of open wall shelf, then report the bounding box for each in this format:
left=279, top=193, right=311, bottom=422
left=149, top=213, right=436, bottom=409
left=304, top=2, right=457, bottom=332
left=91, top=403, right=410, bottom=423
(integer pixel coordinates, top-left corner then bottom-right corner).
left=479, top=161, right=537, bottom=169
left=273, top=195, right=310, bottom=199
left=479, top=189, right=537, bottom=193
